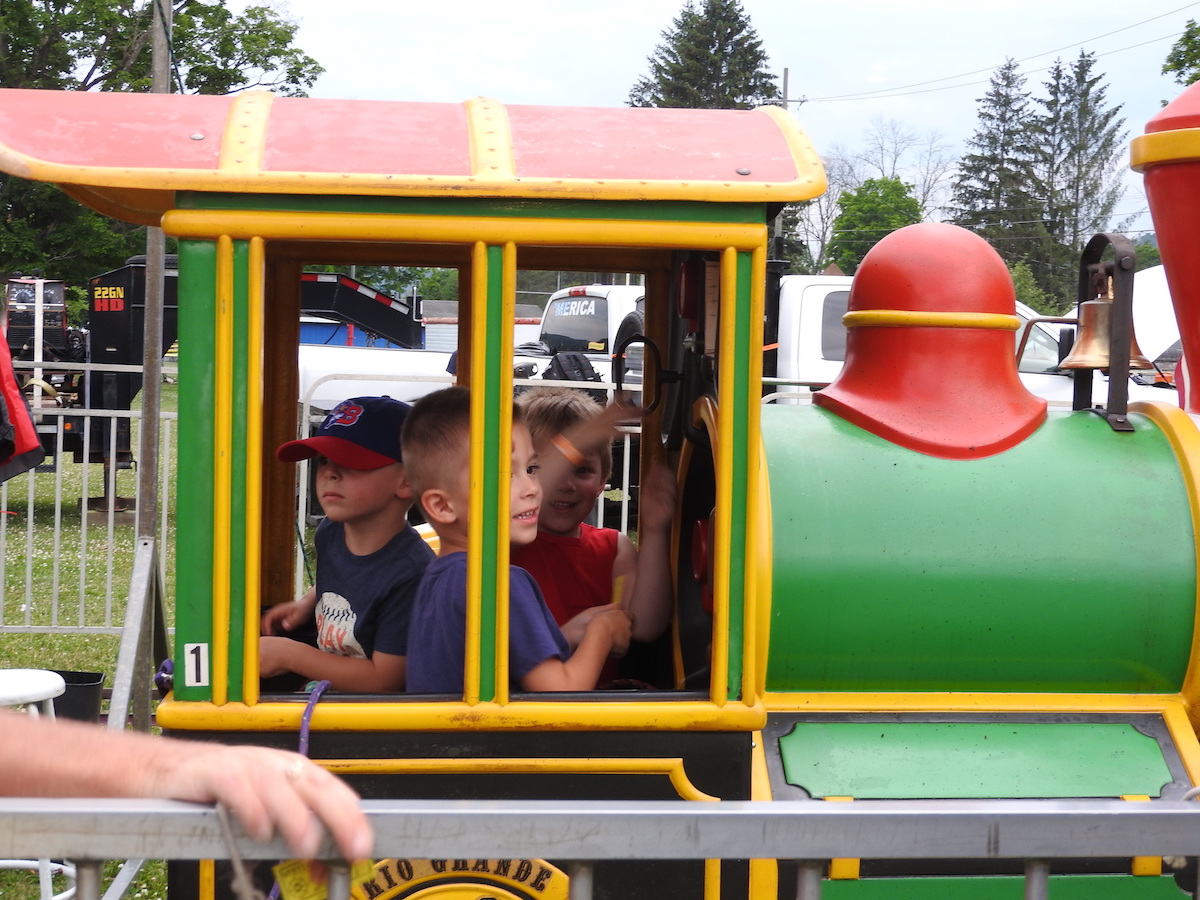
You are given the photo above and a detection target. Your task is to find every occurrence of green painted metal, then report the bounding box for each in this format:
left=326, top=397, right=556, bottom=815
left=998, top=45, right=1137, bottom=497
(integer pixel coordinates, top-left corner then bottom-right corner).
left=178, top=191, right=766, bottom=225
left=225, top=241, right=250, bottom=702
left=778, top=721, right=1174, bottom=799
left=824, top=875, right=1184, bottom=900
left=173, top=240, right=218, bottom=702
left=474, top=244, right=508, bottom=701
left=761, top=405, right=1196, bottom=693
left=724, top=251, right=754, bottom=699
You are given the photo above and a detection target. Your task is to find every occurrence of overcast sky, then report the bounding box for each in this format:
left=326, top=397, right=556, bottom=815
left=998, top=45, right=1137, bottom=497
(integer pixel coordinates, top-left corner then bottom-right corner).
left=256, top=0, right=1200, bottom=235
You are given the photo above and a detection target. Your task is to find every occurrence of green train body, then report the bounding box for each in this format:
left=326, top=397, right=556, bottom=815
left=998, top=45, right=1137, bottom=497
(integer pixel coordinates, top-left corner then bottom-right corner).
left=4, top=83, right=1200, bottom=900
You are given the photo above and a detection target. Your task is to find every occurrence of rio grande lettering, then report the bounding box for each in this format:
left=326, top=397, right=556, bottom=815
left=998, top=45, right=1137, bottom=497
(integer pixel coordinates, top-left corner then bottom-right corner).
left=359, top=858, right=558, bottom=898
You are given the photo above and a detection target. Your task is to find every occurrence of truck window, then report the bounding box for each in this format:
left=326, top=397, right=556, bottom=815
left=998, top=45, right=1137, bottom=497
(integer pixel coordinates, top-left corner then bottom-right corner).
left=1016, top=321, right=1062, bottom=374
left=820, top=292, right=850, bottom=361
left=540, top=296, right=610, bottom=353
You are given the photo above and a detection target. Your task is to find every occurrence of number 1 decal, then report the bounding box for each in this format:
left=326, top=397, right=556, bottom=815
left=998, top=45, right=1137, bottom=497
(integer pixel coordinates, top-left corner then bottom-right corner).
left=183, top=642, right=210, bottom=687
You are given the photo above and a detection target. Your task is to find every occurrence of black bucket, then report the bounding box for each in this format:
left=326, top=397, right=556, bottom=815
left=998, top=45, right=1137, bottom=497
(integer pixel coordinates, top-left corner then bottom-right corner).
left=51, top=670, right=105, bottom=723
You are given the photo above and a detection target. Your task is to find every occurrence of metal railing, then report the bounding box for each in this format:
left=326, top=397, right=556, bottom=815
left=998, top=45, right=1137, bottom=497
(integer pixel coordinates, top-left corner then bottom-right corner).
left=0, top=402, right=177, bottom=634
left=2, top=797, right=1200, bottom=900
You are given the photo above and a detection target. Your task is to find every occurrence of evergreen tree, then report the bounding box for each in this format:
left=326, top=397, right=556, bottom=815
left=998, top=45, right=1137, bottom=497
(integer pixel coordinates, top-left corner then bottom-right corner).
left=826, top=177, right=921, bottom=275
left=1054, top=52, right=1127, bottom=250
left=628, top=0, right=779, bottom=109
left=1028, top=52, right=1127, bottom=307
left=950, top=60, right=1042, bottom=248
left=952, top=56, right=1130, bottom=311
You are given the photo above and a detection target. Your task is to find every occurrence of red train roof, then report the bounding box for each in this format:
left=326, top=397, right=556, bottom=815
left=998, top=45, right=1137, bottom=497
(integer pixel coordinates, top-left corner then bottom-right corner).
left=0, top=90, right=826, bottom=225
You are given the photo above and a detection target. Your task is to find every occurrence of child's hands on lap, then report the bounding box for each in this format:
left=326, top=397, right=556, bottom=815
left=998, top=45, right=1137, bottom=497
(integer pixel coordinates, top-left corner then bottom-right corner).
left=561, top=602, right=623, bottom=649
left=587, top=608, right=633, bottom=658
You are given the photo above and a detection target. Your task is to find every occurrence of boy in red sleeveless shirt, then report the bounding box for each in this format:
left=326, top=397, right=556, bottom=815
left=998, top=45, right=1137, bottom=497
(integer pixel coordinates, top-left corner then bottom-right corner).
left=511, top=388, right=675, bottom=684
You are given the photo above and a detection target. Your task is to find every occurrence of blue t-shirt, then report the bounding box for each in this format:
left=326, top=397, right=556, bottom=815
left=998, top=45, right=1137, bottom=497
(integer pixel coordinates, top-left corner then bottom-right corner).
left=313, top=518, right=435, bottom=659
left=406, top=552, right=570, bottom=693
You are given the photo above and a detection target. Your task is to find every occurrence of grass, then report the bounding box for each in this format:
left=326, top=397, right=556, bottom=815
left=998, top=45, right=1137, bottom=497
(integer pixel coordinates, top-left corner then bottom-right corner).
left=0, top=382, right=179, bottom=899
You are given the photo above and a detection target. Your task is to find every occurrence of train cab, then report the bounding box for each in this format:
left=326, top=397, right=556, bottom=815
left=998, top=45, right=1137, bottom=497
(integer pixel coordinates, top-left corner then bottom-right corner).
left=4, top=82, right=1200, bottom=900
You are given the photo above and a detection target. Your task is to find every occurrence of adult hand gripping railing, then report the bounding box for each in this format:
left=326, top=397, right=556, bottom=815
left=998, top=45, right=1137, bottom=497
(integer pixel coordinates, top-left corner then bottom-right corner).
left=3, top=798, right=1200, bottom=900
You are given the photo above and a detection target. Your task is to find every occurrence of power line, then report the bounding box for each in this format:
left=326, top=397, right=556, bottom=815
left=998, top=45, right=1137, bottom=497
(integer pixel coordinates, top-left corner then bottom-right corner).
left=799, top=4, right=1199, bottom=104
left=809, top=33, right=1183, bottom=104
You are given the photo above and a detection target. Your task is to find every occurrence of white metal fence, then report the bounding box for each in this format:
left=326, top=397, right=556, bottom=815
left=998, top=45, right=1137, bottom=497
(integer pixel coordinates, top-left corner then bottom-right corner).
left=2, top=370, right=642, bottom=635
left=0, top=401, right=177, bottom=635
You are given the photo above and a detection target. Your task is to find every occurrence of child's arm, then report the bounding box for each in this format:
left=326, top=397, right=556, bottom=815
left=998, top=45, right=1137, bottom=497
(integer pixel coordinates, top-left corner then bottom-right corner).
left=261, top=587, right=317, bottom=635
left=541, top=395, right=639, bottom=486
left=559, top=602, right=622, bottom=650
left=519, top=609, right=632, bottom=691
left=258, top=637, right=407, bottom=692
left=615, top=464, right=676, bottom=642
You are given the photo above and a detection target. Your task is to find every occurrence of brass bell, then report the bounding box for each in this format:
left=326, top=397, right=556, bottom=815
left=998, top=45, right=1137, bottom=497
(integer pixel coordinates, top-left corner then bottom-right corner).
left=1060, top=297, right=1153, bottom=370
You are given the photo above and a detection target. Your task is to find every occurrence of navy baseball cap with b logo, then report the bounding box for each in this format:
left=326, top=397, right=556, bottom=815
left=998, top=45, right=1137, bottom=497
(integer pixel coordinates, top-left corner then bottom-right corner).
left=276, top=396, right=409, bottom=470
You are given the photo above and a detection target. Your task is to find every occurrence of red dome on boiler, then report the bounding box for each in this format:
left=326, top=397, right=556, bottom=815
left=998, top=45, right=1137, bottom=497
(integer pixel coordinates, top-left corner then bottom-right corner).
left=814, top=223, right=1046, bottom=459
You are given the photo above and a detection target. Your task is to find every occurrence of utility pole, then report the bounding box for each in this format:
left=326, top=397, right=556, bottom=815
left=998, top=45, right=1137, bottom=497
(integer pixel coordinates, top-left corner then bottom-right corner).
left=780, top=69, right=807, bottom=112
left=137, top=0, right=171, bottom=537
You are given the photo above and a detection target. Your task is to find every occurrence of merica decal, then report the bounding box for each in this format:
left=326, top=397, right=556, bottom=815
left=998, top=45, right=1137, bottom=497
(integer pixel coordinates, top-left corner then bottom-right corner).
left=551, top=299, right=597, bottom=317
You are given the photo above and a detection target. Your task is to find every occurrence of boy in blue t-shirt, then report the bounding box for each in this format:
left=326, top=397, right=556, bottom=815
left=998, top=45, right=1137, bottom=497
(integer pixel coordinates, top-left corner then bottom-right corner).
left=260, top=396, right=434, bottom=692
left=401, top=387, right=631, bottom=693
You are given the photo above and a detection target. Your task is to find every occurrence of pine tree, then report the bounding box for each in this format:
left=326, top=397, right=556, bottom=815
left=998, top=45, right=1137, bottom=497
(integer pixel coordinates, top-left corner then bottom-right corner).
left=1054, top=52, right=1127, bottom=250
left=628, top=0, right=779, bottom=109
left=1026, top=53, right=1127, bottom=306
left=951, top=60, right=1041, bottom=240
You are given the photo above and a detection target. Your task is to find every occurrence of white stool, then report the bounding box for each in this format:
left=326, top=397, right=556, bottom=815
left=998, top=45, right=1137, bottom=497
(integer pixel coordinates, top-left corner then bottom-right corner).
left=0, top=668, right=75, bottom=900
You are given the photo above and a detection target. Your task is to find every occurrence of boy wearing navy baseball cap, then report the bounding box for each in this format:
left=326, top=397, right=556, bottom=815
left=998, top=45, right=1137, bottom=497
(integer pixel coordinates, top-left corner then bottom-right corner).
left=261, top=396, right=434, bottom=692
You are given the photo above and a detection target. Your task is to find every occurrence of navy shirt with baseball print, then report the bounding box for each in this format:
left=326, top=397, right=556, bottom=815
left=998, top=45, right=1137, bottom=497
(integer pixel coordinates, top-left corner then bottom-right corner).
left=313, top=517, right=434, bottom=659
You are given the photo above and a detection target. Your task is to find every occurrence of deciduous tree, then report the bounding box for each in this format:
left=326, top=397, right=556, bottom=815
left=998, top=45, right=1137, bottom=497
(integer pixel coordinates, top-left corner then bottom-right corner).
left=827, top=177, right=921, bottom=275
left=1163, top=19, right=1200, bottom=88
left=0, top=0, right=322, bottom=284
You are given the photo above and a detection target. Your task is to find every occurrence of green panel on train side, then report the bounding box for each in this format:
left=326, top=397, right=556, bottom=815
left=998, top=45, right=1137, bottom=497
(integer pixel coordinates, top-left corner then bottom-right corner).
left=177, top=191, right=768, bottom=224
left=824, top=875, right=1185, bottom=900
left=779, top=722, right=1173, bottom=799
left=172, top=239, right=218, bottom=702
left=761, top=405, right=1196, bottom=693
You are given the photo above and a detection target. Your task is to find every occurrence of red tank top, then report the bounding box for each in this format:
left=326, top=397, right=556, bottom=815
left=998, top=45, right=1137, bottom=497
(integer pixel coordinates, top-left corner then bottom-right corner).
left=512, top=524, right=620, bottom=625
left=512, top=524, right=623, bottom=686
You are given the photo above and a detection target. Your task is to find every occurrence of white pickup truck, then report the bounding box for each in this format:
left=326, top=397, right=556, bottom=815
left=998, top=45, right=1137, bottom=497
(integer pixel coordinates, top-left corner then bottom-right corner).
left=769, top=273, right=1180, bottom=408
left=513, top=283, right=644, bottom=386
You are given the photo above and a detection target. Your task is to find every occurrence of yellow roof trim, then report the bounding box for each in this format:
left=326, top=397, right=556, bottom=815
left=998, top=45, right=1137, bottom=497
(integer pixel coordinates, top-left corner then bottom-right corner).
left=465, top=96, right=516, bottom=180
left=219, top=90, right=274, bottom=174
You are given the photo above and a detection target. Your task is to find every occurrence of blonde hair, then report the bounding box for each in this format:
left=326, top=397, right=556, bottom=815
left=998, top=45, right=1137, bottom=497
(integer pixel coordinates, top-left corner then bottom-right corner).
left=515, top=386, right=612, bottom=480
left=401, top=387, right=531, bottom=498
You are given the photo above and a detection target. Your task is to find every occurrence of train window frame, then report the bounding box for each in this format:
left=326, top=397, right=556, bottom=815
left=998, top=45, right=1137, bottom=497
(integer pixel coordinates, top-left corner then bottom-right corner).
left=151, top=196, right=773, bottom=733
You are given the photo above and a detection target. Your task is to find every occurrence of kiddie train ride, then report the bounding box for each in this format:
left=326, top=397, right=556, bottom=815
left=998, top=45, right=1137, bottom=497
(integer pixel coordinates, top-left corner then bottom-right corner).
left=3, top=85, right=1200, bottom=900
